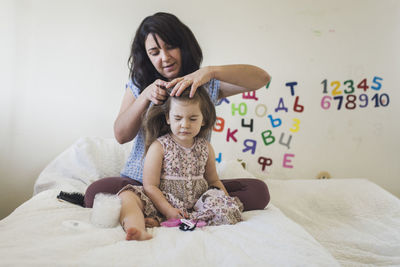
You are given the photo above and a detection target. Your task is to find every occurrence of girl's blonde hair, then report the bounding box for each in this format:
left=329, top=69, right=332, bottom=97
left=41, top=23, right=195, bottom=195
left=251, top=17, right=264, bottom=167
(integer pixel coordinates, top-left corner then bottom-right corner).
left=144, top=86, right=216, bottom=153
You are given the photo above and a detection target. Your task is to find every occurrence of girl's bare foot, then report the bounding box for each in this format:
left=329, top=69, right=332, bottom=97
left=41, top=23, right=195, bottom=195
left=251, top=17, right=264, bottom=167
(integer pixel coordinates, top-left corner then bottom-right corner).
left=125, top=227, right=152, bottom=241
left=145, top=217, right=160, bottom=228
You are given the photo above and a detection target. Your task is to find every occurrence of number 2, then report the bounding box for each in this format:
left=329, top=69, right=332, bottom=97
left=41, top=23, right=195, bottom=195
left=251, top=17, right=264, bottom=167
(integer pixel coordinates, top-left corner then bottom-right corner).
left=331, top=81, right=342, bottom=96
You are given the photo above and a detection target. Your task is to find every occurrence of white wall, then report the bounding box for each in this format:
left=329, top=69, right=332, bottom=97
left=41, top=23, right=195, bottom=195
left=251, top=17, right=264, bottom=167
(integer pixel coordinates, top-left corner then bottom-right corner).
left=210, top=0, right=400, bottom=190
left=1, top=0, right=399, bottom=219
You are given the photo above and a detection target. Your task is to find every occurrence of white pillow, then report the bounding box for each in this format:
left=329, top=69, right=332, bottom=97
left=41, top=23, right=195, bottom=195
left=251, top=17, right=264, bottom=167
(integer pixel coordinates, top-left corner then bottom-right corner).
left=217, top=160, right=256, bottom=179
left=34, top=137, right=132, bottom=194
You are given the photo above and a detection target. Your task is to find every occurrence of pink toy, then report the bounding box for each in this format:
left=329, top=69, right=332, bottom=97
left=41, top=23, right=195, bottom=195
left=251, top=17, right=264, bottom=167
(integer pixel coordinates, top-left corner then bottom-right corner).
left=161, top=218, right=207, bottom=228
left=160, top=218, right=181, bottom=227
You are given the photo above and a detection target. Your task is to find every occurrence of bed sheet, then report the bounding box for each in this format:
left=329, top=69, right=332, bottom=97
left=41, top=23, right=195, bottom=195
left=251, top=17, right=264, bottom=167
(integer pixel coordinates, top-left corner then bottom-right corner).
left=267, top=178, right=400, bottom=266
left=0, top=189, right=338, bottom=266
left=6, top=136, right=400, bottom=266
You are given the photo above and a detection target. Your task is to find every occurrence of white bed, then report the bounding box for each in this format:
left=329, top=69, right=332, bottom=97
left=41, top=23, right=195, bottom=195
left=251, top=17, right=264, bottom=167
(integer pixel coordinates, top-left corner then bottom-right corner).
left=1, top=137, right=399, bottom=266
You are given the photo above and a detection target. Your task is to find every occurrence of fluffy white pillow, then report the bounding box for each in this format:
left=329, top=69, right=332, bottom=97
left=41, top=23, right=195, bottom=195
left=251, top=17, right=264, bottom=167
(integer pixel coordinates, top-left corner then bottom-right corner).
left=217, top=160, right=256, bottom=179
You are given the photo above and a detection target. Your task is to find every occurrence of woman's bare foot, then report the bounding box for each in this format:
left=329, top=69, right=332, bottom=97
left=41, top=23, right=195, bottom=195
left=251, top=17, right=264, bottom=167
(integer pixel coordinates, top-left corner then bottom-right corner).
left=125, top=227, right=152, bottom=241
left=145, top=217, right=160, bottom=228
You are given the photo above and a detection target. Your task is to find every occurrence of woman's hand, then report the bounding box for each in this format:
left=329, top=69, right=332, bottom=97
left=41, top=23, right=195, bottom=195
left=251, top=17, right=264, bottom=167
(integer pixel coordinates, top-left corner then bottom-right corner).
left=144, top=79, right=169, bottom=105
left=167, top=66, right=213, bottom=98
left=165, top=207, right=188, bottom=220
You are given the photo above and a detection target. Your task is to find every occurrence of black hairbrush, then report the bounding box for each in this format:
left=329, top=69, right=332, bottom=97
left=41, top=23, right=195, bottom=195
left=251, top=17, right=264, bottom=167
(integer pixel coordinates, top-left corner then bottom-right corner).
left=57, top=191, right=85, bottom=207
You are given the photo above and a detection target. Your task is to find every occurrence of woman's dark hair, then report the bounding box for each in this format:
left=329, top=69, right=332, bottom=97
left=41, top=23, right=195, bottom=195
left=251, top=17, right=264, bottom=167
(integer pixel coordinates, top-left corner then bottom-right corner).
left=144, top=86, right=216, bottom=153
left=129, top=12, right=203, bottom=92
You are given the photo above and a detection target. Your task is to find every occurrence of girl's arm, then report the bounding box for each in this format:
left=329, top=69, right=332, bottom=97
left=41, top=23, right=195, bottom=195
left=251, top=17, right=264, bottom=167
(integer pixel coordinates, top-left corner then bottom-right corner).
left=114, top=80, right=169, bottom=144
left=204, top=142, right=229, bottom=196
left=143, top=141, right=186, bottom=219
left=168, top=65, right=271, bottom=99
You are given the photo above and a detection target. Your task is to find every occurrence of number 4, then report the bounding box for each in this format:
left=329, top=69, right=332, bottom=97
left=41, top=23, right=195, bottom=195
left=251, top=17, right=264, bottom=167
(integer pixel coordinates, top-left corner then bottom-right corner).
left=357, top=78, right=369, bottom=91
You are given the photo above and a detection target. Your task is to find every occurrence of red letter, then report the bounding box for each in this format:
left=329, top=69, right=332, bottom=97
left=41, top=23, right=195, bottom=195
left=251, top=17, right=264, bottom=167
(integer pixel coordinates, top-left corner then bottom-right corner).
left=226, top=128, right=238, bottom=142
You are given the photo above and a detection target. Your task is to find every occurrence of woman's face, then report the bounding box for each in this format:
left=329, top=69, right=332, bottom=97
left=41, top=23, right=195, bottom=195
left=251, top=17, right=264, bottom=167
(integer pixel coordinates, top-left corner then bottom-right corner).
left=145, top=34, right=182, bottom=81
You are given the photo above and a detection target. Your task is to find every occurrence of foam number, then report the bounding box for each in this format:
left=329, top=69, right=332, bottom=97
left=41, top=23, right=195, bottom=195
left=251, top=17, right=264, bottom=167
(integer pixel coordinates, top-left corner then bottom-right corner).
left=290, top=118, right=300, bottom=133
left=357, top=78, right=369, bottom=92
left=333, top=96, right=343, bottom=110
left=359, top=94, right=368, bottom=108
left=345, top=95, right=357, bottom=110
left=371, top=76, right=383, bottom=91
left=321, top=76, right=388, bottom=110
left=321, top=79, right=342, bottom=95
left=344, top=80, right=354, bottom=94
left=331, top=81, right=342, bottom=96
left=372, top=93, right=390, bottom=107
left=321, top=79, right=328, bottom=94
left=321, top=96, right=332, bottom=110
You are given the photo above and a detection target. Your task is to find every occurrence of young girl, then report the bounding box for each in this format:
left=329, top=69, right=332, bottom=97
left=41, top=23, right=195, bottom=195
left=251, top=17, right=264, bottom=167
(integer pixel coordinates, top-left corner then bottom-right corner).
left=83, top=12, right=270, bottom=217
left=118, top=87, right=243, bottom=241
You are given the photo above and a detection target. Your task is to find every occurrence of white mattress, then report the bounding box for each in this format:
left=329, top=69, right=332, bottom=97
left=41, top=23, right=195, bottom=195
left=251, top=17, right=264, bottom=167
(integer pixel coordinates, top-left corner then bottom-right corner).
left=1, top=137, right=399, bottom=266
left=0, top=189, right=338, bottom=266
left=267, top=178, right=400, bottom=266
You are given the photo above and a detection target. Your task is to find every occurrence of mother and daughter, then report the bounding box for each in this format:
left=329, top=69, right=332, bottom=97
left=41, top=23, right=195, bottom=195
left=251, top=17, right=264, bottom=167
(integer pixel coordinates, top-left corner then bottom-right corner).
left=83, top=12, right=271, bottom=240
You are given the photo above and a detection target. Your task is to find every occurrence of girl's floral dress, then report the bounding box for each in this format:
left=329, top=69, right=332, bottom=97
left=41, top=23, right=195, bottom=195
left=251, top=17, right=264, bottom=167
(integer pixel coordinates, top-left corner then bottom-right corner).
left=118, top=133, right=243, bottom=225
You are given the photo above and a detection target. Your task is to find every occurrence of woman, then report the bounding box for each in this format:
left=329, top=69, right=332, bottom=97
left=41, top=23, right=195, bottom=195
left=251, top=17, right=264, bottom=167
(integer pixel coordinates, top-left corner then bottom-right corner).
left=84, top=12, right=270, bottom=215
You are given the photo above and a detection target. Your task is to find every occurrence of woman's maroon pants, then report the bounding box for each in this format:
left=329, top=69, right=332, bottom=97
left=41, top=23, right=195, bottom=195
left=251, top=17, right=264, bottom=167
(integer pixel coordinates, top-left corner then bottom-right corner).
left=84, top=177, right=270, bottom=212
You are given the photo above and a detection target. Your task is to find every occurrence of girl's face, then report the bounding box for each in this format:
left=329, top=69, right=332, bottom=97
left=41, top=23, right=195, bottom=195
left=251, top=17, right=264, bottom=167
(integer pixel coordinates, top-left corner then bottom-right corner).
left=166, top=99, right=205, bottom=148
left=145, top=34, right=182, bottom=81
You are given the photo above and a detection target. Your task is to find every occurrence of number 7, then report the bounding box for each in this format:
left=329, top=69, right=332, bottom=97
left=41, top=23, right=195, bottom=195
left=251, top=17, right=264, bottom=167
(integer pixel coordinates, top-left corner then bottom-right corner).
left=333, top=96, right=343, bottom=110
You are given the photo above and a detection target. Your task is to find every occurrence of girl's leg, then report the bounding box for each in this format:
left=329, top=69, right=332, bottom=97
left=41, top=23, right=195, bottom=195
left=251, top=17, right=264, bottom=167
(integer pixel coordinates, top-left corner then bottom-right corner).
left=119, top=190, right=152, bottom=241
left=222, top=178, right=270, bottom=211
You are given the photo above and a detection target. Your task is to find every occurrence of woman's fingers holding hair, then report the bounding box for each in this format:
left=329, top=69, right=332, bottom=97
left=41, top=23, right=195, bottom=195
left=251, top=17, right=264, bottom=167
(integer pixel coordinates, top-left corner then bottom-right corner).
left=167, top=77, right=184, bottom=96
left=166, top=77, right=184, bottom=87
left=146, top=80, right=168, bottom=105
left=170, top=79, right=193, bottom=97
left=155, top=86, right=168, bottom=99
left=151, top=90, right=167, bottom=105
left=189, top=81, right=200, bottom=98
left=155, top=79, right=169, bottom=89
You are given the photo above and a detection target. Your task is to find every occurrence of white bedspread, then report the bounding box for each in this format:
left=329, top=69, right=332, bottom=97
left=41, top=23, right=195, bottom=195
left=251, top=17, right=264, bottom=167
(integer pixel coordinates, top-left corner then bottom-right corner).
left=2, top=136, right=400, bottom=266
left=267, top=178, right=400, bottom=266
left=0, top=189, right=338, bottom=266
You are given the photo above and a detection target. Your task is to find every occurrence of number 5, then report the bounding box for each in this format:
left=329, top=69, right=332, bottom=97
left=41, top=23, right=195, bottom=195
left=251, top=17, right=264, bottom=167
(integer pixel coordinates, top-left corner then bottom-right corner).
left=371, top=76, right=383, bottom=90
